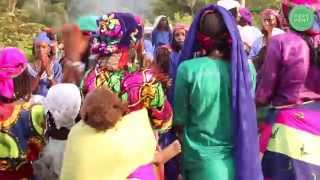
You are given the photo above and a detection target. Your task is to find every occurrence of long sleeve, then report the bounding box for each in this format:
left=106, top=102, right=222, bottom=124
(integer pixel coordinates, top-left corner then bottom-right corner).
left=255, top=37, right=281, bottom=106
left=248, top=38, right=262, bottom=60
left=53, top=62, right=63, bottom=83
left=173, top=63, right=189, bottom=126
left=151, top=30, right=157, bottom=46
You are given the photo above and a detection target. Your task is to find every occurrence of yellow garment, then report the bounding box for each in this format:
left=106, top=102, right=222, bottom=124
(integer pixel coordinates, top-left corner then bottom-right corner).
left=267, top=123, right=320, bottom=166
left=60, top=108, right=156, bottom=180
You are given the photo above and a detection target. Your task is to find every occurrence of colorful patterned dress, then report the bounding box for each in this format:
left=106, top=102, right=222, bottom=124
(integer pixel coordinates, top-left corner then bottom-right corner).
left=82, top=67, right=173, bottom=180
left=81, top=68, right=172, bottom=132
left=0, top=102, right=45, bottom=179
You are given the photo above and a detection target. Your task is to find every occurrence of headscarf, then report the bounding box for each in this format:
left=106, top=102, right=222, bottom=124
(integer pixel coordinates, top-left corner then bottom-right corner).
left=34, top=32, right=52, bottom=45
left=217, top=0, right=240, bottom=11
left=172, top=24, right=188, bottom=34
left=91, top=12, right=143, bottom=66
left=0, top=47, right=28, bottom=99
left=239, top=8, right=253, bottom=25
left=76, top=15, right=99, bottom=32
left=261, top=9, right=281, bottom=27
left=178, top=4, right=262, bottom=180
left=171, top=24, right=188, bottom=52
left=44, top=83, right=81, bottom=129
left=152, top=15, right=172, bottom=31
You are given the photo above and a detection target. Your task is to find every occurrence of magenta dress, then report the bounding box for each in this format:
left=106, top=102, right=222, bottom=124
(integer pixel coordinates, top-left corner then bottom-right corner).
left=257, top=32, right=320, bottom=180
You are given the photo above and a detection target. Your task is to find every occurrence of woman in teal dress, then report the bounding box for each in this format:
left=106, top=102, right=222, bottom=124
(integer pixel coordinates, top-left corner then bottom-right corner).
left=174, top=4, right=262, bottom=180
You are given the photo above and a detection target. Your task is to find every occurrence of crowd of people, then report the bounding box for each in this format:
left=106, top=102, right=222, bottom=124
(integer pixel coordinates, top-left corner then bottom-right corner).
left=0, top=0, right=319, bottom=180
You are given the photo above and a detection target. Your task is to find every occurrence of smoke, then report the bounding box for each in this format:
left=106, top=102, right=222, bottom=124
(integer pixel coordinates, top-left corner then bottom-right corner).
left=68, top=0, right=155, bottom=22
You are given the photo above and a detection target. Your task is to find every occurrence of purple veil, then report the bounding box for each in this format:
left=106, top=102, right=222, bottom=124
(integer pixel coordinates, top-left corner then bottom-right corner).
left=178, top=4, right=262, bottom=180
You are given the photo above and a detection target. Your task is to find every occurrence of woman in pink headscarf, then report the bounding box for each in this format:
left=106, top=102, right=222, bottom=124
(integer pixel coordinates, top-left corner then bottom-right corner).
left=0, top=48, right=45, bottom=179
left=257, top=0, right=320, bottom=179
left=248, top=9, right=285, bottom=72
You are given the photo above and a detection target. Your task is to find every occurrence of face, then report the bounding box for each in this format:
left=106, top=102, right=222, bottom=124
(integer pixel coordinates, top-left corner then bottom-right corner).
left=174, top=29, right=186, bottom=46
left=35, top=42, right=51, bottom=58
left=262, top=14, right=278, bottom=32
left=159, top=17, right=168, bottom=28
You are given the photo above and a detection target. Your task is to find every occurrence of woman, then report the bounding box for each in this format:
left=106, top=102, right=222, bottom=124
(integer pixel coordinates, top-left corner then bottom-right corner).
left=174, top=4, right=262, bottom=180
left=33, top=83, right=81, bottom=180
left=151, top=45, right=181, bottom=180
left=60, top=15, right=98, bottom=85
left=238, top=7, right=262, bottom=55
left=82, top=12, right=177, bottom=180
left=169, top=24, right=188, bottom=85
left=248, top=9, right=284, bottom=72
left=152, top=15, right=173, bottom=48
left=0, top=47, right=45, bottom=179
left=257, top=1, right=320, bottom=179
left=60, top=87, right=157, bottom=180
left=28, top=32, right=63, bottom=96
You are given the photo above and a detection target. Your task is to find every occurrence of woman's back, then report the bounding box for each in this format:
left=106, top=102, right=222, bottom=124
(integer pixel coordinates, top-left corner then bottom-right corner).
left=60, top=108, right=156, bottom=180
left=174, top=57, right=233, bottom=168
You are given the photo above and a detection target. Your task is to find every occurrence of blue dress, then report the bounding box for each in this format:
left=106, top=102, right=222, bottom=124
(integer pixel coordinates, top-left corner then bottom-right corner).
left=152, top=30, right=172, bottom=48
left=35, top=63, right=63, bottom=96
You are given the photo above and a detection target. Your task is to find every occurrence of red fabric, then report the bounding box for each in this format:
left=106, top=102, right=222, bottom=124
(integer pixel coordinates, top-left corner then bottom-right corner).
left=259, top=122, right=273, bottom=154
left=0, top=162, right=33, bottom=180
left=0, top=103, right=14, bottom=122
left=118, top=49, right=129, bottom=69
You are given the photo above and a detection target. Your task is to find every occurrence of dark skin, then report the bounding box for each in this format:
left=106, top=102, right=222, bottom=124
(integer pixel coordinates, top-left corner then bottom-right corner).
left=31, top=42, right=57, bottom=93
left=158, top=17, right=169, bottom=31
left=61, top=24, right=90, bottom=84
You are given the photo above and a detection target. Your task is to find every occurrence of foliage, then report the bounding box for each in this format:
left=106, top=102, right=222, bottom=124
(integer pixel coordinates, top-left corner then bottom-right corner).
left=0, top=7, right=45, bottom=60
left=172, top=12, right=193, bottom=26
left=0, top=0, right=285, bottom=60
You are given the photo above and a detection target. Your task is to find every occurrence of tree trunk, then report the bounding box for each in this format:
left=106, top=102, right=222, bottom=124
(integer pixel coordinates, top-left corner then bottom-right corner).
left=241, top=0, right=246, bottom=6
left=36, top=0, right=41, bottom=9
left=8, top=0, right=17, bottom=15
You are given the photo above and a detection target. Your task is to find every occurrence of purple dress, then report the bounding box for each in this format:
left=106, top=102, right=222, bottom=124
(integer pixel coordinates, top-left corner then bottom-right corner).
left=257, top=32, right=320, bottom=180
left=256, top=32, right=320, bottom=107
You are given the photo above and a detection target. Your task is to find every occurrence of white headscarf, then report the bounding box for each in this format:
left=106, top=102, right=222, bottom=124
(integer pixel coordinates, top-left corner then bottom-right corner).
left=152, top=15, right=172, bottom=31
left=217, top=0, right=241, bottom=10
left=44, top=83, right=81, bottom=129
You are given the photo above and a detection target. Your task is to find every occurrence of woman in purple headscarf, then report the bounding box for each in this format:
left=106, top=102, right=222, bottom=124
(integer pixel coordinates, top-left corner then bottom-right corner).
left=81, top=12, right=179, bottom=180
left=28, top=31, right=63, bottom=96
left=257, top=1, right=320, bottom=179
left=174, top=4, right=262, bottom=180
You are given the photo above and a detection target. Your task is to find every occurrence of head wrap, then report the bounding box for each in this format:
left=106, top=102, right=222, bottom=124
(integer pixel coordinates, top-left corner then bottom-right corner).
left=173, top=24, right=188, bottom=34
left=34, top=31, right=51, bottom=44
left=152, top=15, right=172, bottom=31
left=239, top=8, right=253, bottom=25
left=178, top=4, right=262, bottom=180
left=260, top=9, right=281, bottom=28
left=91, top=12, right=143, bottom=58
left=217, top=0, right=241, bottom=11
left=0, top=47, right=27, bottom=99
left=44, top=84, right=81, bottom=129
left=76, top=15, right=99, bottom=32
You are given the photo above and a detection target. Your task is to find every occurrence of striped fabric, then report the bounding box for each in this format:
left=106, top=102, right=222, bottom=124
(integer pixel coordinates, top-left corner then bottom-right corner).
left=261, top=103, right=320, bottom=180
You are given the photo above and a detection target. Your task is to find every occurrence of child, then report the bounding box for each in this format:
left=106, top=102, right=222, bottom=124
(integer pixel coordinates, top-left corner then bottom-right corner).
left=33, top=83, right=81, bottom=180
left=60, top=87, right=157, bottom=180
